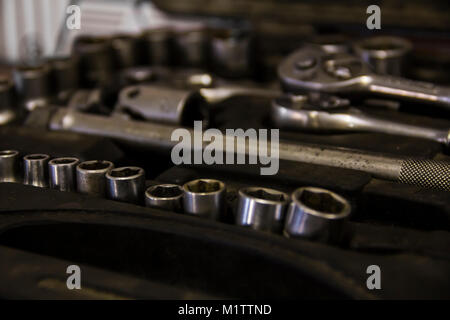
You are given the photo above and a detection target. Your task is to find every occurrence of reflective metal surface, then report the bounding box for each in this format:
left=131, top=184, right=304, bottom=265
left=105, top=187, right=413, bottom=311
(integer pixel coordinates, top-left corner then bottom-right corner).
left=183, top=179, right=226, bottom=219
left=145, top=184, right=183, bottom=212
left=23, top=154, right=50, bottom=188
left=48, top=157, right=80, bottom=192
left=106, top=166, right=145, bottom=204
left=76, top=160, right=114, bottom=197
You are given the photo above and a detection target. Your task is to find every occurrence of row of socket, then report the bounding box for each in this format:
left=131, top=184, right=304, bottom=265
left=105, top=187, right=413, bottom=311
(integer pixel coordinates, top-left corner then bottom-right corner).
left=0, top=150, right=351, bottom=243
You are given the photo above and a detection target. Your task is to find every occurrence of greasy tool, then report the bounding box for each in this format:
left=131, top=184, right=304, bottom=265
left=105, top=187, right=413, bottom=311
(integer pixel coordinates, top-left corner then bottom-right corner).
left=13, top=64, right=50, bottom=111
left=353, top=36, right=412, bottom=76
left=278, top=45, right=450, bottom=111
left=48, top=157, right=80, bottom=192
left=49, top=109, right=450, bottom=191
left=0, top=74, right=16, bottom=125
left=236, top=187, right=289, bottom=233
left=116, top=84, right=279, bottom=125
left=183, top=179, right=226, bottom=220
left=23, top=154, right=50, bottom=188
left=76, top=160, right=114, bottom=197
left=0, top=150, right=21, bottom=183
left=284, top=187, right=351, bottom=243
left=271, top=94, right=450, bottom=147
left=145, top=184, right=184, bottom=212
left=106, top=166, right=146, bottom=204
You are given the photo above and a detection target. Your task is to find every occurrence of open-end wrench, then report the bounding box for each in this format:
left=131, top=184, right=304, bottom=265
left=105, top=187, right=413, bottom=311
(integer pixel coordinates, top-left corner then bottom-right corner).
left=278, top=45, right=450, bottom=111
left=271, top=94, right=450, bottom=147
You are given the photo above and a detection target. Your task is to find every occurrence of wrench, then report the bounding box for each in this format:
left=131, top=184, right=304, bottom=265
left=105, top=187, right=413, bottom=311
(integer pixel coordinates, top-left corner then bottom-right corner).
left=271, top=94, right=450, bottom=147
left=278, top=45, right=450, bottom=111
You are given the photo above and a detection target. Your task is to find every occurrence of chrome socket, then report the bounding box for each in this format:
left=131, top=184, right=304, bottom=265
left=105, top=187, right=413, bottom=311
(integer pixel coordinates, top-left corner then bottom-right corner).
left=284, top=187, right=351, bottom=243
left=236, top=187, right=289, bottom=233
left=353, top=36, right=412, bottom=76
left=106, top=166, right=145, bottom=204
left=13, top=64, right=51, bottom=111
left=23, top=154, right=50, bottom=187
left=183, top=179, right=226, bottom=220
left=48, top=157, right=80, bottom=192
left=76, top=160, right=114, bottom=197
left=0, top=150, right=21, bottom=183
left=145, top=184, right=183, bottom=212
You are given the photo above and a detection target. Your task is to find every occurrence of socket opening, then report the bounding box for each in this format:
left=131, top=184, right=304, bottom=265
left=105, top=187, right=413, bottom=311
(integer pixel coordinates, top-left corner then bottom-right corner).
left=147, top=185, right=183, bottom=198
left=245, top=188, right=287, bottom=202
left=78, top=160, right=111, bottom=171
left=109, top=167, right=142, bottom=178
left=298, top=189, right=345, bottom=214
left=185, top=179, right=223, bottom=193
left=24, top=154, right=49, bottom=161
left=0, top=150, right=18, bottom=157
left=50, top=158, right=79, bottom=165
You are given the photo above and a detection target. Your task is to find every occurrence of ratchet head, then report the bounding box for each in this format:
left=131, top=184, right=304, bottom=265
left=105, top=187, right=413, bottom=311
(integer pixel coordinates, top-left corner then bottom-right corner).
left=278, top=45, right=374, bottom=94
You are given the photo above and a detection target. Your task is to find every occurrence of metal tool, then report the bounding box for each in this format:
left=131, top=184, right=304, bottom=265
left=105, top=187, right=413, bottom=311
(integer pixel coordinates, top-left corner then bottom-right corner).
left=145, top=184, right=183, bottom=212
left=278, top=45, right=450, bottom=111
left=173, top=28, right=209, bottom=67
left=13, top=64, right=50, bottom=111
left=307, top=34, right=350, bottom=54
left=0, top=74, right=16, bottom=125
left=183, top=179, right=226, bottom=219
left=236, top=187, right=289, bottom=233
left=48, top=56, right=78, bottom=103
left=271, top=94, right=450, bottom=147
left=119, top=66, right=157, bottom=87
left=284, top=187, right=351, bottom=243
left=49, top=109, right=450, bottom=191
left=48, top=157, right=80, bottom=192
left=0, top=150, right=21, bottom=183
left=140, top=28, right=173, bottom=66
left=111, top=35, right=138, bottom=69
left=23, top=154, right=50, bottom=188
left=210, top=28, right=252, bottom=78
left=106, top=166, right=145, bottom=204
left=353, top=36, right=412, bottom=76
left=116, top=84, right=279, bottom=125
left=71, top=35, right=113, bottom=88
left=76, top=160, right=114, bottom=197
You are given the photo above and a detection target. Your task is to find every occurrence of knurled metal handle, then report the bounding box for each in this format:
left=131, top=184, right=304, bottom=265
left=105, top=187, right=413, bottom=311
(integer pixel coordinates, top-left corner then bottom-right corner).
left=398, top=159, right=450, bottom=191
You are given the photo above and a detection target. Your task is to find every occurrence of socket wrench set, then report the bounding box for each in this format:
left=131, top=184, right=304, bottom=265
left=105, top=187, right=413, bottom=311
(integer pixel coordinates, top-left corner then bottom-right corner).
left=0, top=5, right=450, bottom=300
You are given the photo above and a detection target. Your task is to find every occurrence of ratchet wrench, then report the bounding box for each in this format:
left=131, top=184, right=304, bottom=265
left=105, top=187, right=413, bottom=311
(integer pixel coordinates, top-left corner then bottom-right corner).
left=278, top=46, right=450, bottom=111
left=271, top=94, right=450, bottom=147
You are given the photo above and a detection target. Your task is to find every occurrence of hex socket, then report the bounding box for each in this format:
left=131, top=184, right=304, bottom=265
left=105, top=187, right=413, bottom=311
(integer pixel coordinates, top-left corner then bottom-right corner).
left=106, top=166, right=145, bottom=204
left=284, top=187, right=351, bottom=243
left=48, top=56, right=78, bottom=102
left=353, top=36, right=412, bottom=76
left=0, top=75, right=16, bottom=125
left=13, top=64, right=50, bottom=110
left=236, top=187, right=290, bottom=233
left=141, top=28, right=172, bottom=66
left=145, top=184, right=183, bottom=212
left=183, top=179, right=226, bottom=220
left=0, top=150, right=21, bottom=183
left=23, top=154, right=50, bottom=187
left=173, top=28, right=209, bottom=67
left=48, top=157, right=80, bottom=192
left=76, top=160, right=114, bottom=197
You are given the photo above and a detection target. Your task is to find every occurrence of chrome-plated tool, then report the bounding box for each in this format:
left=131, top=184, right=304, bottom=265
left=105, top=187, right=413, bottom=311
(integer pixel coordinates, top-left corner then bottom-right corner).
left=236, top=187, right=289, bottom=233
left=13, top=64, right=50, bottom=111
left=183, top=179, right=226, bottom=219
left=23, top=154, right=50, bottom=188
left=0, top=150, right=21, bottom=183
left=116, top=84, right=279, bottom=125
left=111, top=35, right=138, bottom=69
left=271, top=94, right=450, bottom=147
left=307, top=34, right=350, bottom=54
left=145, top=184, right=183, bottom=212
left=76, top=160, right=114, bottom=197
left=0, top=74, right=16, bottom=125
left=284, top=187, right=351, bottom=243
left=173, top=27, right=208, bottom=67
left=278, top=45, right=450, bottom=111
left=48, top=56, right=78, bottom=103
left=106, top=166, right=145, bottom=204
left=49, top=109, right=450, bottom=191
left=140, top=28, right=172, bottom=66
left=48, top=157, right=80, bottom=192
left=353, top=36, right=412, bottom=76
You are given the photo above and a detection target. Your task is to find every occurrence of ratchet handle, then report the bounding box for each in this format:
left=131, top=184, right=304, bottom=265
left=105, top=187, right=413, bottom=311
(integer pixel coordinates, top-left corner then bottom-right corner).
left=369, top=75, right=450, bottom=110
left=398, top=159, right=450, bottom=191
